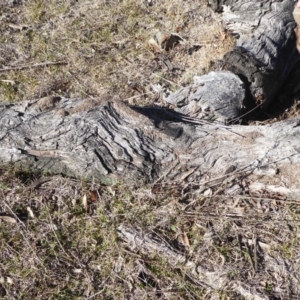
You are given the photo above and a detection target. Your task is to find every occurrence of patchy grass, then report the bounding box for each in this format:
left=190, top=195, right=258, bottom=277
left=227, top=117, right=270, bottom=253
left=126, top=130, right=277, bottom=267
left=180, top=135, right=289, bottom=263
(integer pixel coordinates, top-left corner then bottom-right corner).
left=0, top=168, right=208, bottom=299
left=0, top=0, right=233, bottom=105
left=2, top=1, right=300, bottom=299
left=1, top=166, right=300, bottom=299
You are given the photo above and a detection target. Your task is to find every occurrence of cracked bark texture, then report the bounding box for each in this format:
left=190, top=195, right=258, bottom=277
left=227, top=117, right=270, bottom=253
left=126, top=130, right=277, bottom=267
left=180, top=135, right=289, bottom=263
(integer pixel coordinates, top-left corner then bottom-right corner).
left=209, top=0, right=299, bottom=110
left=2, top=95, right=300, bottom=190
left=1, top=1, right=300, bottom=298
left=0, top=0, right=300, bottom=188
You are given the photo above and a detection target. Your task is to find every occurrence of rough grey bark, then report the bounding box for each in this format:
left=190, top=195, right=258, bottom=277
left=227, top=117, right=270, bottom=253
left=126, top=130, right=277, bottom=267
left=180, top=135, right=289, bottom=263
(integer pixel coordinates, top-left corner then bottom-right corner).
left=0, top=0, right=300, bottom=189
left=214, top=0, right=298, bottom=109
left=2, top=95, right=300, bottom=191
left=165, top=71, right=246, bottom=123
left=1, top=2, right=300, bottom=298
left=181, top=1, right=300, bottom=114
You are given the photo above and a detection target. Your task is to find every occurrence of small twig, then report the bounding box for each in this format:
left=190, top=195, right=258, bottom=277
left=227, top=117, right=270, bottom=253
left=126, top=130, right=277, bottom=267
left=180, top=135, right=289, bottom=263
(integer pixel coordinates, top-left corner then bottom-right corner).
left=8, top=23, right=29, bottom=30
left=123, top=91, right=154, bottom=101
left=46, top=207, right=70, bottom=259
left=246, top=242, right=256, bottom=275
left=85, top=277, right=108, bottom=299
left=3, top=200, right=44, bottom=265
left=3, top=201, right=26, bottom=228
left=0, top=61, right=67, bottom=72
left=229, top=102, right=264, bottom=124
left=214, top=195, right=300, bottom=205
left=253, top=234, right=258, bottom=273
left=153, top=73, right=183, bottom=88
left=191, top=152, right=300, bottom=188
left=29, top=177, right=51, bottom=192
left=39, top=55, right=48, bottom=99
left=192, top=213, right=300, bottom=224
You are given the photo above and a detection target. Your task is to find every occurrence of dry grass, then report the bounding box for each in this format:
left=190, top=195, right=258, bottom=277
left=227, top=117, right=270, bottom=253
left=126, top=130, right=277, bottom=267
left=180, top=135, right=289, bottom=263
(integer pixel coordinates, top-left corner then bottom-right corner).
left=0, top=0, right=233, bottom=105
left=1, top=166, right=300, bottom=299
left=2, top=0, right=300, bottom=299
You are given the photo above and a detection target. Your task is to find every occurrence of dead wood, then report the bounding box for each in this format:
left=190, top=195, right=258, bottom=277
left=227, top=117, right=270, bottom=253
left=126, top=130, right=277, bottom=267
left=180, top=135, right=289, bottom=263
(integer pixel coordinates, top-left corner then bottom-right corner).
left=1, top=1, right=300, bottom=298
left=0, top=0, right=300, bottom=189
left=223, top=0, right=298, bottom=109
left=2, top=95, right=300, bottom=190
left=0, top=61, right=68, bottom=72
left=205, top=0, right=299, bottom=111
left=117, top=220, right=300, bottom=299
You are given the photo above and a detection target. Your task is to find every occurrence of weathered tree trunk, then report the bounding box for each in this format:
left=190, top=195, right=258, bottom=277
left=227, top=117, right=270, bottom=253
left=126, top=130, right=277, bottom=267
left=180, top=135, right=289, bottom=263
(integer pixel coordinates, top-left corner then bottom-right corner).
left=2, top=95, right=300, bottom=190
left=1, top=1, right=300, bottom=298
left=171, top=0, right=300, bottom=120
left=222, top=0, right=298, bottom=109
left=1, top=0, right=300, bottom=190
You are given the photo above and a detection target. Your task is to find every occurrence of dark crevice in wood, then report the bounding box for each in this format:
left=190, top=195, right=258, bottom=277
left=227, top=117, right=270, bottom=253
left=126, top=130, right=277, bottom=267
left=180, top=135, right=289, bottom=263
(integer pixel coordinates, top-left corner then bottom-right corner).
left=221, top=0, right=298, bottom=112
left=1, top=0, right=300, bottom=190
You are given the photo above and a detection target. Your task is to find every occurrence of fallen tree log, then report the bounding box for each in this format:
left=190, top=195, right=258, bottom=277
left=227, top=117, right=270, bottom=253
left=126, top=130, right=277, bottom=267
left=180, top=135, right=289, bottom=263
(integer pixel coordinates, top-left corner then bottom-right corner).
left=2, top=92, right=300, bottom=192
left=221, top=0, right=298, bottom=109
left=0, top=0, right=300, bottom=189
left=172, top=0, right=300, bottom=120
left=2, top=1, right=300, bottom=299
